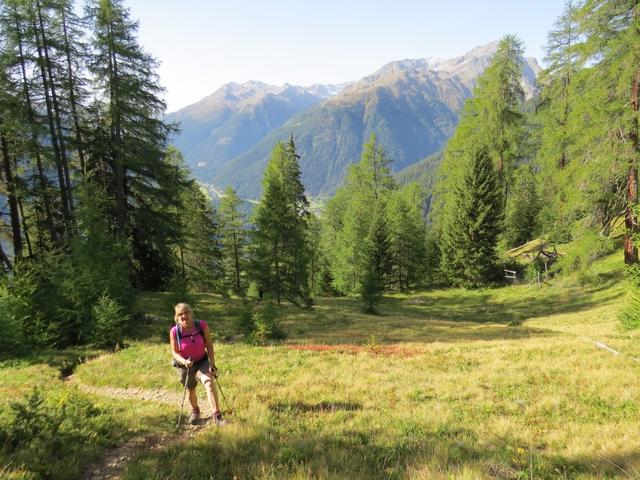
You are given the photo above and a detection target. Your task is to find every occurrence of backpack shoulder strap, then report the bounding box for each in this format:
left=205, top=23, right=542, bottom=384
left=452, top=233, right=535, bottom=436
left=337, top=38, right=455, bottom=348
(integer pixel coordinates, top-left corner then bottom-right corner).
left=195, top=320, right=204, bottom=336
left=174, top=324, right=182, bottom=351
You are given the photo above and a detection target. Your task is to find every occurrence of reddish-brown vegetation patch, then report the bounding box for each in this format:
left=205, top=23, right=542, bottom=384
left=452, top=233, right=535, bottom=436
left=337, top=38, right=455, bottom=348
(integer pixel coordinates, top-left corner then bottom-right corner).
left=286, top=344, right=423, bottom=358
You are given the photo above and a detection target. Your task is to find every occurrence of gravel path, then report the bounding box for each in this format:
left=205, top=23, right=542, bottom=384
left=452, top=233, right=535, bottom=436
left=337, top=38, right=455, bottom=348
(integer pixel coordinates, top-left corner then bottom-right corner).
left=65, top=376, right=214, bottom=480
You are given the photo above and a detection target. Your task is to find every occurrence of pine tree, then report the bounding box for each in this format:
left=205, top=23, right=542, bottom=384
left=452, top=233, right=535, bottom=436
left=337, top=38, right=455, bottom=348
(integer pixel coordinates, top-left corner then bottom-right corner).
left=219, top=185, right=248, bottom=296
left=440, top=148, right=502, bottom=288
left=251, top=138, right=310, bottom=305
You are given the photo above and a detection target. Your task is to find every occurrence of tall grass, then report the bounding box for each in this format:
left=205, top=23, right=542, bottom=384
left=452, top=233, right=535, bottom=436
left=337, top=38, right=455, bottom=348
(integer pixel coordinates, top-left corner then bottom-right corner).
left=2, top=252, right=638, bottom=479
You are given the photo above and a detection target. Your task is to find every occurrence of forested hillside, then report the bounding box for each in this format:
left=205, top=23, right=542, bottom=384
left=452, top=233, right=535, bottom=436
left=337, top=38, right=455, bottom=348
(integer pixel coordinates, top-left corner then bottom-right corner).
left=178, top=44, right=539, bottom=200
left=1, top=0, right=638, bottom=354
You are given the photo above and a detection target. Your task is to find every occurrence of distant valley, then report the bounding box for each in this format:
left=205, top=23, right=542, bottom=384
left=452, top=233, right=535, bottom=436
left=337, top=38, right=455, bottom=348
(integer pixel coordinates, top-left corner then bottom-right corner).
left=167, top=41, right=540, bottom=201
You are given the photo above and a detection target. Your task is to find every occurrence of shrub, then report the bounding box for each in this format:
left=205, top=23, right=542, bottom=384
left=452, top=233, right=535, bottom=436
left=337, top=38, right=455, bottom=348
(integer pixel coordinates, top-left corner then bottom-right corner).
left=553, top=229, right=615, bottom=280
left=245, top=281, right=261, bottom=301
left=91, top=295, right=129, bottom=350
left=232, top=303, right=255, bottom=336
left=0, top=388, right=114, bottom=479
left=247, top=300, right=285, bottom=345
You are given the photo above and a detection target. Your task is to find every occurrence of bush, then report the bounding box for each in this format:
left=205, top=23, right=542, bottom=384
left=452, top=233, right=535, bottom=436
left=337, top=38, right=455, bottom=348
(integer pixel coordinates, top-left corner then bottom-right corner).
left=232, top=303, right=255, bottom=336
left=91, top=295, right=129, bottom=350
left=553, top=229, right=615, bottom=280
left=246, top=299, right=285, bottom=345
left=246, top=281, right=261, bottom=301
left=0, top=388, right=114, bottom=479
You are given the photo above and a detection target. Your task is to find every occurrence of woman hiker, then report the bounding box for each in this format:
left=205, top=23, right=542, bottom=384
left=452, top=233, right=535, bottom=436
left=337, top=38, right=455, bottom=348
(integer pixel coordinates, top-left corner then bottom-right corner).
left=170, top=302, right=228, bottom=426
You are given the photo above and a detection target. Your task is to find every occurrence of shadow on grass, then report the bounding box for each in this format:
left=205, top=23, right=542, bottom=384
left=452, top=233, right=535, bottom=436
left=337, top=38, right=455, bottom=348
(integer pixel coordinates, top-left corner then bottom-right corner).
left=270, top=401, right=362, bottom=415
left=133, top=276, right=624, bottom=347
left=121, top=417, right=638, bottom=480
left=0, top=347, right=104, bottom=377
left=387, top=276, right=623, bottom=325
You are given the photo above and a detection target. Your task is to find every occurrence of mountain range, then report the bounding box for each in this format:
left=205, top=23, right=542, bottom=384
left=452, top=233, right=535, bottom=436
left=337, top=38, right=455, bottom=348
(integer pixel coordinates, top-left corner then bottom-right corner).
left=166, top=41, right=540, bottom=200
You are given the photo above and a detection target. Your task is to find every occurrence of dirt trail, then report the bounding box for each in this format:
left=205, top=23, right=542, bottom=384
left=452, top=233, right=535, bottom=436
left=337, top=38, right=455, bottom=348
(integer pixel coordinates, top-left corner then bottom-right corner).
left=65, top=376, right=214, bottom=480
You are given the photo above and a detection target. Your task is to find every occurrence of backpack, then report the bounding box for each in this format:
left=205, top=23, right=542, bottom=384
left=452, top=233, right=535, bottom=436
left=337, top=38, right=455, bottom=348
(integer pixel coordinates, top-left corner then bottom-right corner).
left=174, top=320, right=204, bottom=352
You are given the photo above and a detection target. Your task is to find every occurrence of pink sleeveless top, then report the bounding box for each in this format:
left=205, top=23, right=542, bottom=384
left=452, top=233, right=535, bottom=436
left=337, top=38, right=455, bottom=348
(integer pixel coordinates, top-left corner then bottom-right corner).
left=171, top=320, right=208, bottom=362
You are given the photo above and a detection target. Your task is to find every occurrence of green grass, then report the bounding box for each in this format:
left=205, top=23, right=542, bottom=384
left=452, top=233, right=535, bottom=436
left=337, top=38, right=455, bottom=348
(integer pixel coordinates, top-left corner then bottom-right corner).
left=2, top=252, right=639, bottom=479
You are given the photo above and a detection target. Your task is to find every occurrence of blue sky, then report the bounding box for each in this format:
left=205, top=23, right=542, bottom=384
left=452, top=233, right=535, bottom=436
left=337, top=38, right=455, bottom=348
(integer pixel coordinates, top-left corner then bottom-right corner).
left=124, top=1, right=567, bottom=112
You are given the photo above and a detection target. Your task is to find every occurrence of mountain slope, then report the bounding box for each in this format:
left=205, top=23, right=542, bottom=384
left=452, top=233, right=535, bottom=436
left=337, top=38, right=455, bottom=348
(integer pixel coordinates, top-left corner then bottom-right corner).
left=181, top=42, right=540, bottom=200
left=166, top=81, right=347, bottom=173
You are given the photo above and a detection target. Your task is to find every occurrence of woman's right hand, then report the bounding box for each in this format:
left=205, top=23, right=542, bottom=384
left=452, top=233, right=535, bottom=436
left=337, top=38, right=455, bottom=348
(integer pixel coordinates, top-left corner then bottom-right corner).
left=184, top=358, right=193, bottom=368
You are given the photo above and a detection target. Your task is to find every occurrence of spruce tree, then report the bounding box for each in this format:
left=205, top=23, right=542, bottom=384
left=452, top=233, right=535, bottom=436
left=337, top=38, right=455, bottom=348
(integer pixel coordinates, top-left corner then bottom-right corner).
left=359, top=204, right=389, bottom=313
left=251, top=138, right=310, bottom=305
left=440, top=148, right=502, bottom=288
left=430, top=35, right=526, bottom=280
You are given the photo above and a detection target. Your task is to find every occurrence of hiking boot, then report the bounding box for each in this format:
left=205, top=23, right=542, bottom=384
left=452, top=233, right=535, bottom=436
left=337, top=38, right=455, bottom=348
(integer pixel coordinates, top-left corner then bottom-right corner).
left=214, top=412, right=228, bottom=427
left=189, top=409, right=201, bottom=425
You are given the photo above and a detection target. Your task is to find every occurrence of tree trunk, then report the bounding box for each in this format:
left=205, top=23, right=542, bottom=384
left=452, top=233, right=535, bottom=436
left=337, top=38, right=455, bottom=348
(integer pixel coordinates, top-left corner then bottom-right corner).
left=14, top=8, right=56, bottom=244
left=0, top=129, right=23, bottom=259
left=107, top=21, right=127, bottom=234
left=36, top=0, right=73, bottom=216
left=17, top=197, right=33, bottom=257
left=61, top=6, right=86, bottom=174
left=625, top=67, right=640, bottom=265
left=31, top=10, right=72, bottom=233
left=232, top=229, right=241, bottom=293
left=0, top=242, right=13, bottom=273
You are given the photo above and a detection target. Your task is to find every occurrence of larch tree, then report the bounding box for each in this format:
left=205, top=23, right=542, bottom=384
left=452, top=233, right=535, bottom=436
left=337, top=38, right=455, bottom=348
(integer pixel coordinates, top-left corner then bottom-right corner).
left=386, top=183, right=427, bottom=290
left=325, top=134, right=395, bottom=297
left=251, top=137, right=311, bottom=305
left=86, top=0, right=181, bottom=288
left=574, top=0, right=640, bottom=264
left=219, top=185, right=248, bottom=296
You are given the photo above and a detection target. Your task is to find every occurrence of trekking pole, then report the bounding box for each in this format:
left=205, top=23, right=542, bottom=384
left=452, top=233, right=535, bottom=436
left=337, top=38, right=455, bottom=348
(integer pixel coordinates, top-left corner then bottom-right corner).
left=176, top=359, right=192, bottom=427
left=214, top=376, right=233, bottom=415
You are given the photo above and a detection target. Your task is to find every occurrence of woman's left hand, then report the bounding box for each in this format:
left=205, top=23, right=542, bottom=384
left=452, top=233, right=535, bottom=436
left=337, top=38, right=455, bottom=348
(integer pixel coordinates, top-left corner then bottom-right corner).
left=209, top=365, right=218, bottom=378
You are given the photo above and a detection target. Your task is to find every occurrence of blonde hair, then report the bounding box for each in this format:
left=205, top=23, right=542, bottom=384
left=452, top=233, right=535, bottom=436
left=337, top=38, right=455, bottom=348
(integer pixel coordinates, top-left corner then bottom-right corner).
left=174, top=302, right=193, bottom=323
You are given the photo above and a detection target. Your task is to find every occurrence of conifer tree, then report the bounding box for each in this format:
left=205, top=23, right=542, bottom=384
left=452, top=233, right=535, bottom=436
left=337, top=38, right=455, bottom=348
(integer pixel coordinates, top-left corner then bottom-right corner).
left=360, top=204, right=390, bottom=313
left=503, top=164, right=540, bottom=248
left=251, top=138, right=310, bottom=305
left=573, top=0, right=640, bottom=264
left=219, top=185, right=248, bottom=296
left=430, top=35, right=526, bottom=280
left=440, top=148, right=502, bottom=288
left=86, top=0, right=181, bottom=288
left=387, top=183, right=427, bottom=290
left=534, top=0, right=581, bottom=243
left=325, top=134, right=395, bottom=296
left=170, top=152, right=222, bottom=293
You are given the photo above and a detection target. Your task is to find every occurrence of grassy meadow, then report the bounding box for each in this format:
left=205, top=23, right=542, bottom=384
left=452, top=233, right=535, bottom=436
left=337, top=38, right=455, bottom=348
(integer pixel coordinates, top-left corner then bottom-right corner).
left=2, top=252, right=639, bottom=479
